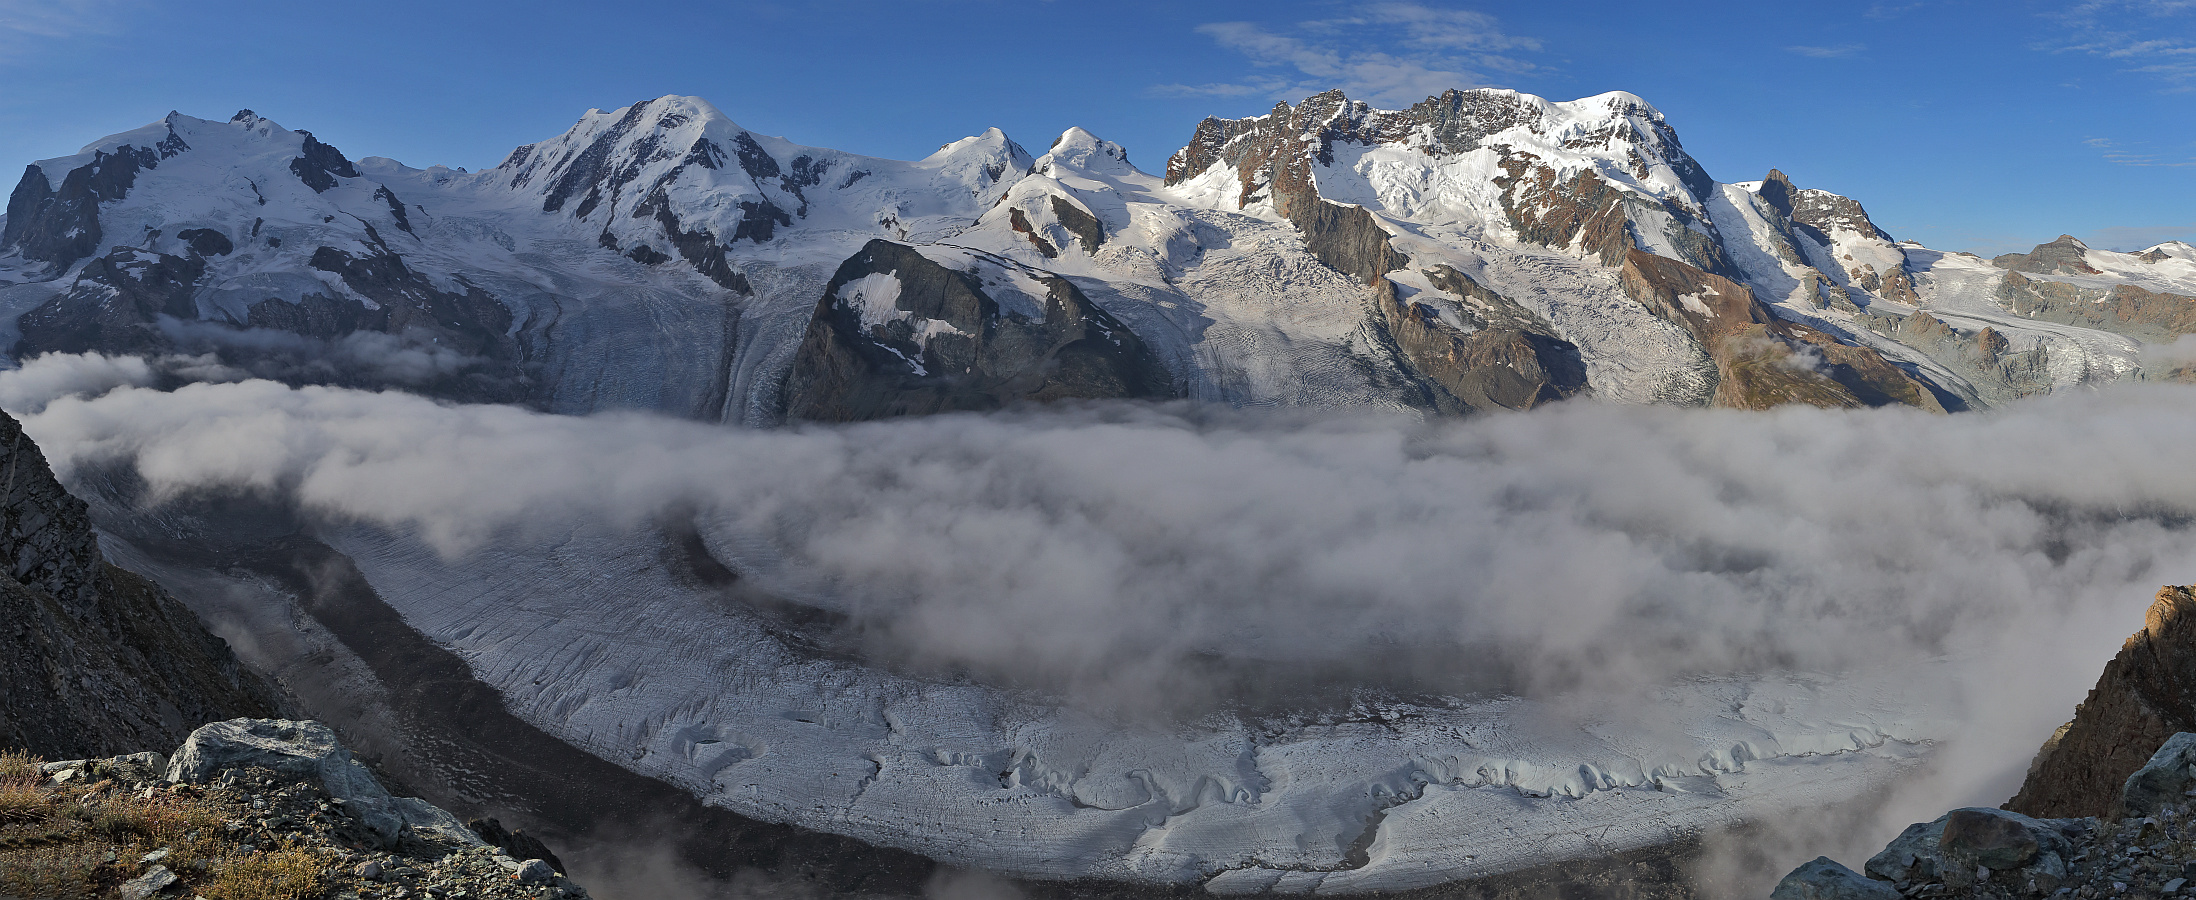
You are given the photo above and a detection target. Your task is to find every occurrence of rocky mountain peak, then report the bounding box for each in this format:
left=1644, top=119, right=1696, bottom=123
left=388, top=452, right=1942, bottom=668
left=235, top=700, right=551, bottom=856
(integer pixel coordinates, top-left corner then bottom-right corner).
left=1762, top=171, right=1895, bottom=244
left=1994, top=234, right=2103, bottom=275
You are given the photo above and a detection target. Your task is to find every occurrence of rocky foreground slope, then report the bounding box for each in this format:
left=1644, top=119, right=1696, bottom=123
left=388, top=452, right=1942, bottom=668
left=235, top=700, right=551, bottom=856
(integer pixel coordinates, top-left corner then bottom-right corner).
left=2, top=90, right=2188, bottom=423
left=0, top=403, right=278, bottom=760
left=1774, top=587, right=2196, bottom=899
left=1, top=717, right=588, bottom=900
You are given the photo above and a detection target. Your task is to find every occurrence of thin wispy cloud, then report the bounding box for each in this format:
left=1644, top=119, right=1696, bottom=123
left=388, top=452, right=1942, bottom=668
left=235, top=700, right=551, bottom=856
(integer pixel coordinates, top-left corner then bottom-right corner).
left=1149, top=2, right=1543, bottom=108
left=0, top=0, right=133, bottom=59
left=1787, top=43, right=1866, bottom=58
left=2083, top=135, right=2196, bottom=166
left=1864, top=2, right=1930, bottom=19
left=2048, top=0, right=2196, bottom=90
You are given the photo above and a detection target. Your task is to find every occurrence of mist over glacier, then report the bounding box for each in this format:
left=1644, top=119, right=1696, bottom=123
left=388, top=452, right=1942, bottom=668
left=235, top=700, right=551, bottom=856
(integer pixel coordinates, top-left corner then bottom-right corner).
left=9, top=351, right=2196, bottom=893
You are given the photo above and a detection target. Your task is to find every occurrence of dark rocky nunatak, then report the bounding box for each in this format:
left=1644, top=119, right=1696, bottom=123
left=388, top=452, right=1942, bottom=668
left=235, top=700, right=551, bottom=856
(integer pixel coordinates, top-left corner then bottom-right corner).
left=781, top=239, right=1176, bottom=421
left=1369, top=265, right=1587, bottom=413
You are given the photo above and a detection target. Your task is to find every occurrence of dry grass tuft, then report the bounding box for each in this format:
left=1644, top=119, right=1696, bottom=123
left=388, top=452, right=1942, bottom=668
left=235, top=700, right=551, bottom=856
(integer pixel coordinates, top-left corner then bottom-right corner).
left=0, top=749, right=41, bottom=785
left=203, top=845, right=329, bottom=900
left=0, top=781, right=56, bottom=825
left=73, top=791, right=221, bottom=844
left=0, top=842, right=102, bottom=900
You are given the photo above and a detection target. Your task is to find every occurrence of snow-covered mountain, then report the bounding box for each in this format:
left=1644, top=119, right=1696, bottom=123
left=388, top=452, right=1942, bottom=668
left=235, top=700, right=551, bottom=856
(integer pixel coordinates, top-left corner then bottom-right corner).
left=6, top=91, right=2188, bottom=423
left=5, top=89, right=2196, bottom=895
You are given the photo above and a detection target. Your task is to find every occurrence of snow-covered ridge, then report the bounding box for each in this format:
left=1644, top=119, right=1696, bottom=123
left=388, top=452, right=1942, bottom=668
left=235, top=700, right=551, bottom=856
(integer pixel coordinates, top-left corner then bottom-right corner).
left=6, top=86, right=2192, bottom=424
left=491, top=94, right=1032, bottom=269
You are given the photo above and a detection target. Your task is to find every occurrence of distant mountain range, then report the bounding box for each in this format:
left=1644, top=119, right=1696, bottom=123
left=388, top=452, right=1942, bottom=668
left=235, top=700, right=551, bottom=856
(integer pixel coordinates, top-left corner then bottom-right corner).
left=4, top=90, right=2190, bottom=423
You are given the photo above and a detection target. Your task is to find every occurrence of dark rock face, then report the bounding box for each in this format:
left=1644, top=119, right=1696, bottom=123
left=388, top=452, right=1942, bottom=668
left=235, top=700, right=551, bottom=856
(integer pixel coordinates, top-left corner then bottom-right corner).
left=288, top=130, right=361, bottom=193
left=1049, top=196, right=1104, bottom=254
left=240, top=244, right=521, bottom=376
left=1496, top=159, right=1636, bottom=267
left=1159, top=91, right=1456, bottom=282
left=0, top=408, right=281, bottom=760
left=4, top=154, right=145, bottom=274
left=2, top=116, right=189, bottom=275
left=782, top=239, right=1175, bottom=421
left=176, top=227, right=234, bottom=257
left=1007, top=207, right=1059, bottom=258
left=2009, top=586, right=2196, bottom=819
left=14, top=246, right=207, bottom=356
left=469, top=818, right=567, bottom=875
left=1994, top=235, right=2103, bottom=276
left=1370, top=267, right=1587, bottom=412
left=373, top=185, right=414, bottom=234
left=632, top=191, right=754, bottom=293
left=1762, top=169, right=1895, bottom=245
left=1618, top=249, right=1945, bottom=411
left=1294, top=198, right=1409, bottom=284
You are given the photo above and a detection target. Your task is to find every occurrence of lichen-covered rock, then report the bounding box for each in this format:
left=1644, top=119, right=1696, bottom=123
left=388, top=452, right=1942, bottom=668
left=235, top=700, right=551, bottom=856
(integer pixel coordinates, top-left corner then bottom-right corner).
left=2120, top=731, right=2196, bottom=818
left=1769, top=856, right=1901, bottom=900
left=165, top=718, right=484, bottom=850
left=1866, top=817, right=1948, bottom=883
left=1937, top=807, right=2065, bottom=872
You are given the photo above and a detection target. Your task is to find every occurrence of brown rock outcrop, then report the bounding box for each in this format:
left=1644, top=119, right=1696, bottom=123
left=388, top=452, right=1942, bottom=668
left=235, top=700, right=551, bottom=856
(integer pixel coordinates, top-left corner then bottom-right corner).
left=1369, top=268, right=1587, bottom=412
left=2008, top=586, right=2196, bottom=819
left=1993, top=235, right=2103, bottom=276
left=1617, top=250, right=1946, bottom=411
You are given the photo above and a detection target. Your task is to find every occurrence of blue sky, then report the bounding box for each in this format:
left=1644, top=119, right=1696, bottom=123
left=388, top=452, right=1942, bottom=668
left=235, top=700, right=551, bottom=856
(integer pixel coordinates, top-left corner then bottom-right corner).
left=0, top=0, right=2188, bottom=255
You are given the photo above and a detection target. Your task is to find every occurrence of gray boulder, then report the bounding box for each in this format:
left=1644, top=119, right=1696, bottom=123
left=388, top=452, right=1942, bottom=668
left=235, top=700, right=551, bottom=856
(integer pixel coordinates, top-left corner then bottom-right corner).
left=1940, top=807, right=2049, bottom=870
left=1769, top=857, right=1901, bottom=900
left=515, top=859, right=557, bottom=884
left=2120, top=731, right=2196, bottom=818
left=1865, top=818, right=1946, bottom=883
left=165, top=718, right=484, bottom=849
left=119, top=865, right=176, bottom=900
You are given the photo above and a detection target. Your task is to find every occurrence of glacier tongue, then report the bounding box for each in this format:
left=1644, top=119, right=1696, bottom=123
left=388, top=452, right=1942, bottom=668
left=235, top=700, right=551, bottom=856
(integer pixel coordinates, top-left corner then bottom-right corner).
left=319, top=515, right=1940, bottom=889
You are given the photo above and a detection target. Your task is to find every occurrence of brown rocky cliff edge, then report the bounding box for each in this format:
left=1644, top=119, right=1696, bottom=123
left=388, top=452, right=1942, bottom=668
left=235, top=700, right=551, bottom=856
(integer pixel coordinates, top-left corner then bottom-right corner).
left=2008, top=586, right=2196, bottom=819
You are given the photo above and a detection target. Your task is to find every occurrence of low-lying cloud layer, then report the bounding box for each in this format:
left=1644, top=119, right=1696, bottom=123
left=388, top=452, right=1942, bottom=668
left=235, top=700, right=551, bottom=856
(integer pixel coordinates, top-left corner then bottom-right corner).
left=11, top=352, right=2196, bottom=890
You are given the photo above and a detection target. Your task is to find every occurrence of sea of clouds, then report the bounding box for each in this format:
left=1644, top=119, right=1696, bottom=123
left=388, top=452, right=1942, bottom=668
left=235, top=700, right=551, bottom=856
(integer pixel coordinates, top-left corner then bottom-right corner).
left=9, top=350, right=2196, bottom=896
